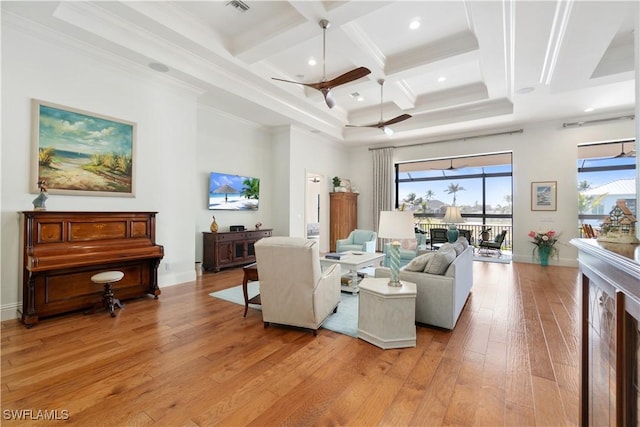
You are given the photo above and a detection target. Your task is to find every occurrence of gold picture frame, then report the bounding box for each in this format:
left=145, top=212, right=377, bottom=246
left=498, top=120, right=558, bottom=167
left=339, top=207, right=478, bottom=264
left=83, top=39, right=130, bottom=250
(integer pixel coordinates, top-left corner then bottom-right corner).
left=531, top=181, right=557, bottom=211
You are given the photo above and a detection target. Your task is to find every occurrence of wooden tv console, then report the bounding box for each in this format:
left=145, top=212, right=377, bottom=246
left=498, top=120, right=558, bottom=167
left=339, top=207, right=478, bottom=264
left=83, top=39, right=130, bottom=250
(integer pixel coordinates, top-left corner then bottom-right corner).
left=19, top=211, right=164, bottom=327
left=202, top=229, right=272, bottom=272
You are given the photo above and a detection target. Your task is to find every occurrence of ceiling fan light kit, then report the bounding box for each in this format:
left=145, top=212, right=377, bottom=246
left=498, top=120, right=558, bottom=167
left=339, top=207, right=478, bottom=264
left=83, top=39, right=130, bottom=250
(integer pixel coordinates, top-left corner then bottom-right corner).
left=271, top=19, right=371, bottom=109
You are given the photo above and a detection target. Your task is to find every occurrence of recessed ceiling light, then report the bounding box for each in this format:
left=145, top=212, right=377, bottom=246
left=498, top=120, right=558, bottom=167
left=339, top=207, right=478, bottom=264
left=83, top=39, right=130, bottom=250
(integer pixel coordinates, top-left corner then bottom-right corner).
left=437, top=76, right=446, bottom=83
left=409, top=18, right=421, bottom=30
left=149, top=62, right=169, bottom=73
left=516, top=86, right=535, bottom=94
left=350, top=92, right=365, bottom=101
left=584, top=107, right=595, bottom=112
left=308, top=57, right=316, bottom=66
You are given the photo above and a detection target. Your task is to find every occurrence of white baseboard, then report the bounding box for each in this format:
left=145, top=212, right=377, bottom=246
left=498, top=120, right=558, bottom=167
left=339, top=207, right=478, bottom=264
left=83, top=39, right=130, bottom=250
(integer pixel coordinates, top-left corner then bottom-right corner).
left=1, top=302, right=21, bottom=321
left=158, top=270, right=196, bottom=288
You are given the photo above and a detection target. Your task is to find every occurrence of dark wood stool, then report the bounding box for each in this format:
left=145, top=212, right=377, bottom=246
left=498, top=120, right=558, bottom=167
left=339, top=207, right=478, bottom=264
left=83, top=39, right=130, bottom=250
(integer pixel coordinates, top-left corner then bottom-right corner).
left=91, top=271, right=125, bottom=317
left=242, top=263, right=260, bottom=317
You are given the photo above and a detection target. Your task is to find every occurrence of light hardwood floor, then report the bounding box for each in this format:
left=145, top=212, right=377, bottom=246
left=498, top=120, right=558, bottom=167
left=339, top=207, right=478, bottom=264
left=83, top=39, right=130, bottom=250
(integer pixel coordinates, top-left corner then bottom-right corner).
left=1, top=261, right=580, bottom=426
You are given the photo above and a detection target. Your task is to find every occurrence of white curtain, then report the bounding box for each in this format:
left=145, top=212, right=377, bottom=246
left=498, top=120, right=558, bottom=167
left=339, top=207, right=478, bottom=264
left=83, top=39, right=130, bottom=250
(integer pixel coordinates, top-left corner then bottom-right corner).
left=372, top=147, right=394, bottom=251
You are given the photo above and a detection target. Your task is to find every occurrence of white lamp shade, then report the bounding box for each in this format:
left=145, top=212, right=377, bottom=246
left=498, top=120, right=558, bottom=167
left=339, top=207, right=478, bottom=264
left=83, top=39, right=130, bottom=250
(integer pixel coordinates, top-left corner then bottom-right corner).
left=378, top=211, right=415, bottom=240
left=443, top=206, right=463, bottom=224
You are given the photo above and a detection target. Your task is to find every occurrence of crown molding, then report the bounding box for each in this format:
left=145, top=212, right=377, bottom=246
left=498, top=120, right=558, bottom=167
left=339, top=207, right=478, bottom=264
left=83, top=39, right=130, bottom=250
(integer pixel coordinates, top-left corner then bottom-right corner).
left=2, top=10, right=204, bottom=97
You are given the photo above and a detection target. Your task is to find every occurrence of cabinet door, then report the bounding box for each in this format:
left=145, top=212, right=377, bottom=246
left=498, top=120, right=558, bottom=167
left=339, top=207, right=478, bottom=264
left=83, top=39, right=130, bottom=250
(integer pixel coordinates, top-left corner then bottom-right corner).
left=246, top=240, right=257, bottom=258
left=217, top=241, right=234, bottom=265
left=234, top=241, right=246, bottom=260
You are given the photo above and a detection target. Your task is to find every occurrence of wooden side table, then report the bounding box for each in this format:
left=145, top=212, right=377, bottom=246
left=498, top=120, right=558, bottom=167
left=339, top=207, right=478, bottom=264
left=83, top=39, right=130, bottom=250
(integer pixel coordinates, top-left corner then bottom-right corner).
left=242, top=262, right=260, bottom=317
left=357, top=278, right=416, bottom=349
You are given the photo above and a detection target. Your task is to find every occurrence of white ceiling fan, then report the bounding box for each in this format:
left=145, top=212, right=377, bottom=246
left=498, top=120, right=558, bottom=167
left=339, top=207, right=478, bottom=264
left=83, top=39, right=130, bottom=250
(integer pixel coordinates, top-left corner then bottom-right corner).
left=346, top=79, right=411, bottom=136
left=271, top=19, right=371, bottom=109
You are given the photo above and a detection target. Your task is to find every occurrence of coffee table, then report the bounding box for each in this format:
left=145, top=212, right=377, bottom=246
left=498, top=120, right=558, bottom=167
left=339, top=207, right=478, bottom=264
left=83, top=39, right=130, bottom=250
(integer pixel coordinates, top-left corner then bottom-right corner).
left=319, top=251, right=385, bottom=294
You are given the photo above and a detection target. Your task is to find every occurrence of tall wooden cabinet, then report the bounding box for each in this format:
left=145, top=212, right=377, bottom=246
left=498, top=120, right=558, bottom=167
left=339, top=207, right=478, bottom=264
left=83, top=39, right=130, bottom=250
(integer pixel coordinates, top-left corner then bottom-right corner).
left=329, top=192, right=358, bottom=251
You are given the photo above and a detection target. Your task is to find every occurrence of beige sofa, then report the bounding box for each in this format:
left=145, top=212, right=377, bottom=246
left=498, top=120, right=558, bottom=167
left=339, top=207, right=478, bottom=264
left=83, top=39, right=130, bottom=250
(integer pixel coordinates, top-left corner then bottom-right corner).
left=375, top=241, right=473, bottom=330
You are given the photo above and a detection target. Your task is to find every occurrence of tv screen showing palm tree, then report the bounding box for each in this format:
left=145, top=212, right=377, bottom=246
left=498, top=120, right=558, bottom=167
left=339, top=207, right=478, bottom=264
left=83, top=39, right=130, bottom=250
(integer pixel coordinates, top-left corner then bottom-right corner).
left=208, top=172, right=259, bottom=211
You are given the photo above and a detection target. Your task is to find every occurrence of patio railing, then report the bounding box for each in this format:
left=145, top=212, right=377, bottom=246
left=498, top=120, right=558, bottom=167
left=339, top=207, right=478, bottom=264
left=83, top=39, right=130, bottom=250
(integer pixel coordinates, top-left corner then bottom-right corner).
left=415, top=221, right=513, bottom=249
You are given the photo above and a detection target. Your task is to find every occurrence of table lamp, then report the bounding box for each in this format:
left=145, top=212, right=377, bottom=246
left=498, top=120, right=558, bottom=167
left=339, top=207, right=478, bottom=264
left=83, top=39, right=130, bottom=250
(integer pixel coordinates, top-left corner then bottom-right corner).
left=443, top=206, right=464, bottom=243
left=378, top=211, right=415, bottom=287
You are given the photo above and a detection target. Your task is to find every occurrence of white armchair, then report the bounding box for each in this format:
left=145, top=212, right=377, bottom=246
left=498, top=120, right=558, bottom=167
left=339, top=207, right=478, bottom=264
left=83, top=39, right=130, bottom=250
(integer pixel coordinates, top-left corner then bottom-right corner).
left=254, top=236, right=341, bottom=335
left=335, top=229, right=377, bottom=253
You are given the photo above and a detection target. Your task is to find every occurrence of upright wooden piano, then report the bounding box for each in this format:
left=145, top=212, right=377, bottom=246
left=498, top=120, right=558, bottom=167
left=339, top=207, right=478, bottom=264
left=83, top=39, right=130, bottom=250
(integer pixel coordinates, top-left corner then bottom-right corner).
left=19, top=211, right=164, bottom=327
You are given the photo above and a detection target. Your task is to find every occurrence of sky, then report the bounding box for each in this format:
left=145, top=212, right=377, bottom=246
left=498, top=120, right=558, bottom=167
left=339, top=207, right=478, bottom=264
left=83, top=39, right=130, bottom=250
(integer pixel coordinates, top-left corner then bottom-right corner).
left=38, top=104, right=133, bottom=155
left=398, top=165, right=512, bottom=208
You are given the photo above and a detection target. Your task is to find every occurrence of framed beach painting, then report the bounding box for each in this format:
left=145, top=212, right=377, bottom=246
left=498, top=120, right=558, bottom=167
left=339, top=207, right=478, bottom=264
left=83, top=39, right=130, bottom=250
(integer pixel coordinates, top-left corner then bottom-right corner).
left=31, top=99, right=136, bottom=196
left=531, top=181, right=557, bottom=211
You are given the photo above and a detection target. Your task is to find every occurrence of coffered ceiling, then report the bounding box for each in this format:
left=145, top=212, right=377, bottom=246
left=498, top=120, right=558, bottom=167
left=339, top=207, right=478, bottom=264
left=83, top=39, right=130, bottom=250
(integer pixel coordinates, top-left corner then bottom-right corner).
left=2, top=1, right=637, bottom=146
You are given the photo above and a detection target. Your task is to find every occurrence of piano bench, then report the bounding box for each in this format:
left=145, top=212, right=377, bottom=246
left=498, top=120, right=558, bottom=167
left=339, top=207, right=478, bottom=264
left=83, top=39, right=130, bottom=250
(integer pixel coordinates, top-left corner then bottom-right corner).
left=91, top=271, right=125, bottom=317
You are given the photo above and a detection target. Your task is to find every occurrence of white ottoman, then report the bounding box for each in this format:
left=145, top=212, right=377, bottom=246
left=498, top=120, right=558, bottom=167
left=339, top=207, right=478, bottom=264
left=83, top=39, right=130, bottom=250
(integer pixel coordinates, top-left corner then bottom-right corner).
left=357, top=278, right=417, bottom=349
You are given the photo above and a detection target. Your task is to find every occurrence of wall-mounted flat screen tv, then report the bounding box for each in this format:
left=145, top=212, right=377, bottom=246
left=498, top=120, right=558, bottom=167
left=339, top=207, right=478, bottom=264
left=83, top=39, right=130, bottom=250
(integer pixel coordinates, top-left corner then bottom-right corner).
left=208, top=172, right=259, bottom=211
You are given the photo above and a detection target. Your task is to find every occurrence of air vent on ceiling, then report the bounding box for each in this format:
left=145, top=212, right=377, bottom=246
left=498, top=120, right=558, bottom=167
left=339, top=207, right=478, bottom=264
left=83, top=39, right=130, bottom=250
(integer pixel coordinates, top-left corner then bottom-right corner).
left=226, top=0, right=249, bottom=12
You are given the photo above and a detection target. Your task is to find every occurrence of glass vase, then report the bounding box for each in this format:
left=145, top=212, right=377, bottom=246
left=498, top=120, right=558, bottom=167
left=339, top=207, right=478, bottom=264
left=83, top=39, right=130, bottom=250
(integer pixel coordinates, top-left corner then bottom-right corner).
left=538, top=245, right=551, bottom=266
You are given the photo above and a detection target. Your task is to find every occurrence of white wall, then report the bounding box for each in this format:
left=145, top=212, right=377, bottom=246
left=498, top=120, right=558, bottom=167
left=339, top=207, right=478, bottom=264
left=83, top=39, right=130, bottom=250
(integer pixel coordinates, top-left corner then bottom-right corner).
left=348, top=120, right=635, bottom=267
left=1, top=18, right=199, bottom=319
left=195, top=105, right=274, bottom=260
left=289, top=127, right=352, bottom=252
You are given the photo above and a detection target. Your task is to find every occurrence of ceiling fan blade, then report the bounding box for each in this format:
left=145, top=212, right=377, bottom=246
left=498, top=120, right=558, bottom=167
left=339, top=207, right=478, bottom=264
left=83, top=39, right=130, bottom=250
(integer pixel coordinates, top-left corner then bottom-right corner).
left=305, top=67, right=371, bottom=91
left=271, top=77, right=317, bottom=89
left=346, top=114, right=412, bottom=130
left=326, top=67, right=371, bottom=88
left=379, top=114, right=412, bottom=127
left=345, top=123, right=375, bottom=128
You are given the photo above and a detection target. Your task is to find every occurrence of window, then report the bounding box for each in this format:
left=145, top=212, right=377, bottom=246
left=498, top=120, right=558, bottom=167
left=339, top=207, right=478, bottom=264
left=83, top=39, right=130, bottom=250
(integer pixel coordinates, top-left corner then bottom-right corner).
left=577, top=140, right=636, bottom=231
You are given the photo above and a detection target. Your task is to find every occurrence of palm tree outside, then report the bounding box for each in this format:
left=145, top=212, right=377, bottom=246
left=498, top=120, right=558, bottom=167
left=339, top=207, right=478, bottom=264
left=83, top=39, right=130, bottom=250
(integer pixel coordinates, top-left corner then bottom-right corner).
left=445, top=183, right=466, bottom=206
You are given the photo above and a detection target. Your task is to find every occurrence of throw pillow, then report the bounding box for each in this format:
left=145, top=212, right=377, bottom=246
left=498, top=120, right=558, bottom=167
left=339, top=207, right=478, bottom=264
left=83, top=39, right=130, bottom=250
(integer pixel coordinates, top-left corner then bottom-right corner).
left=404, top=252, right=435, bottom=271
left=400, top=239, right=418, bottom=250
left=424, top=247, right=456, bottom=275
left=456, top=236, right=469, bottom=249
left=438, top=242, right=463, bottom=255
left=438, top=242, right=454, bottom=252
left=451, top=241, right=464, bottom=255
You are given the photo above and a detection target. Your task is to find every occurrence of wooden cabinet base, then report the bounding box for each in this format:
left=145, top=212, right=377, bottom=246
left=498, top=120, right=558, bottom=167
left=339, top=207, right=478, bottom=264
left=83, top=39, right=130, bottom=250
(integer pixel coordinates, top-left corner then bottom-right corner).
left=203, top=229, right=272, bottom=272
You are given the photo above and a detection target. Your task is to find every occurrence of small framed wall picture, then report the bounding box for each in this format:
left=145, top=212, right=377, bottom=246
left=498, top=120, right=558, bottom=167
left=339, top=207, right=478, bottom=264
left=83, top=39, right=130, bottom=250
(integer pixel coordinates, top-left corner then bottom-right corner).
left=531, top=181, right=557, bottom=211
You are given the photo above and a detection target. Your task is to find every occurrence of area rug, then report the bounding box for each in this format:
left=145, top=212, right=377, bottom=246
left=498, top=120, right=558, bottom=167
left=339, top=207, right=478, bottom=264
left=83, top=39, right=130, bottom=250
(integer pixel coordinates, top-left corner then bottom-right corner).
left=209, top=283, right=358, bottom=337
left=473, top=252, right=512, bottom=264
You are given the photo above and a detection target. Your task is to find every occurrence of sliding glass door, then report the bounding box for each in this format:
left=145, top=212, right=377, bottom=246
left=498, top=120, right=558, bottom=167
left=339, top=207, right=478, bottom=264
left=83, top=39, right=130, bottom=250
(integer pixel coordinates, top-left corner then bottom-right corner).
left=395, top=152, right=513, bottom=248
